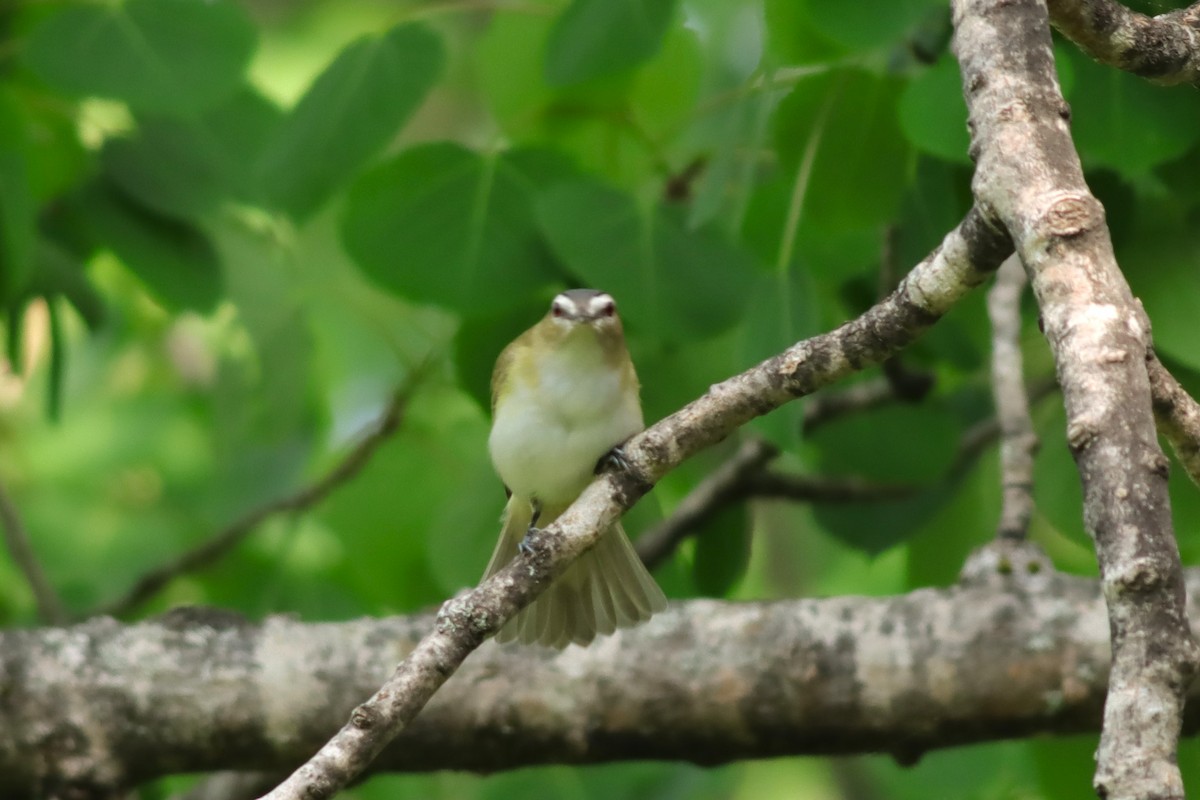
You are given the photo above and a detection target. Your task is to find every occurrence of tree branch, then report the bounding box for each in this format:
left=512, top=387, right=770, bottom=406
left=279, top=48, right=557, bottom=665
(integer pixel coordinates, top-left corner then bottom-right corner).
left=0, top=477, right=66, bottom=625
left=952, top=1, right=1200, bottom=797
left=636, top=438, right=779, bottom=571
left=1047, top=0, right=1200, bottom=86
left=95, top=390, right=409, bottom=618
left=8, top=567, right=1200, bottom=797
left=986, top=256, right=1038, bottom=540
left=802, top=377, right=901, bottom=433
left=1147, top=350, right=1200, bottom=487
left=257, top=206, right=1013, bottom=799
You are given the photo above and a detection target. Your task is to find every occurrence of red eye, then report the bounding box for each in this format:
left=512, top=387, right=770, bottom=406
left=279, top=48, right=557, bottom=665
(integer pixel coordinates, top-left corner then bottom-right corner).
left=552, top=304, right=565, bottom=317
left=600, top=301, right=615, bottom=317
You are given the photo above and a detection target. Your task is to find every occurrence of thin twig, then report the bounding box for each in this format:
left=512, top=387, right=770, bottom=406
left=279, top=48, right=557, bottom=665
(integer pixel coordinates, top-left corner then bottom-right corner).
left=744, top=472, right=919, bottom=503
left=96, top=390, right=409, bottom=618
left=802, top=377, right=899, bottom=433
left=0, top=478, right=67, bottom=624
left=986, top=256, right=1038, bottom=540
left=641, top=376, right=1057, bottom=572
left=1147, top=350, right=1200, bottom=487
left=636, top=439, right=779, bottom=570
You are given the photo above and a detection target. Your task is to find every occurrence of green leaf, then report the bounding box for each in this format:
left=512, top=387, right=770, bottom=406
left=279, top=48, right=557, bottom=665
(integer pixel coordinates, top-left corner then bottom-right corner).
left=1033, top=404, right=1088, bottom=547
left=763, top=0, right=846, bottom=65
left=0, top=90, right=36, bottom=303
left=691, top=504, right=751, bottom=596
left=544, top=0, right=679, bottom=86
left=453, top=297, right=548, bottom=411
left=806, top=0, right=946, bottom=54
left=84, top=182, right=221, bottom=312
left=814, top=486, right=950, bottom=556
left=340, top=143, right=561, bottom=315
left=774, top=69, right=911, bottom=233
left=1070, top=48, right=1200, bottom=176
left=210, top=219, right=318, bottom=442
left=258, top=22, right=445, bottom=221
left=809, top=402, right=962, bottom=554
left=103, top=88, right=282, bottom=218
left=1121, top=229, right=1200, bottom=372
left=29, top=238, right=106, bottom=331
left=23, top=0, right=255, bottom=115
left=898, top=55, right=970, bottom=163
left=535, top=179, right=759, bottom=340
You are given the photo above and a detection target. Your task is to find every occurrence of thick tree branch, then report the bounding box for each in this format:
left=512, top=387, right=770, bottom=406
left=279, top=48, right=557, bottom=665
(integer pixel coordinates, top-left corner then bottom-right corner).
left=1147, top=351, right=1200, bottom=487
left=986, top=256, right=1038, bottom=540
left=1047, top=0, right=1200, bottom=86
left=0, top=477, right=66, bottom=625
left=258, top=207, right=1012, bottom=799
left=952, top=2, right=1200, bottom=797
left=95, top=390, right=408, bottom=618
left=8, top=567, right=1200, bottom=798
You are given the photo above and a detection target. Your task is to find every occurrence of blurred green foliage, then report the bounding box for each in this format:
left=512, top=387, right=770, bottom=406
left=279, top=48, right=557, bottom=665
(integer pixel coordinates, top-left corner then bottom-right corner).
left=1, top=0, right=1199, bottom=797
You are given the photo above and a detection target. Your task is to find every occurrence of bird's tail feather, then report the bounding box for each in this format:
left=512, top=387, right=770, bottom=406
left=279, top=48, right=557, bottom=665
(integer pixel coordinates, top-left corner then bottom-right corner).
left=482, top=497, right=666, bottom=648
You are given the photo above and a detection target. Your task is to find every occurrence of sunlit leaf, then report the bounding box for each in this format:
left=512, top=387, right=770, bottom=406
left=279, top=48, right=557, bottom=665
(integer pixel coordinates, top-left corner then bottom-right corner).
left=258, top=22, right=445, bottom=220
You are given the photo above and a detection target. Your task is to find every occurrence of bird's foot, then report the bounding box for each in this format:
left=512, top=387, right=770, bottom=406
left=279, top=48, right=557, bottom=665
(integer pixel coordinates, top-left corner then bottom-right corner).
left=595, top=442, right=631, bottom=475
left=519, top=498, right=543, bottom=556
left=517, top=530, right=541, bottom=557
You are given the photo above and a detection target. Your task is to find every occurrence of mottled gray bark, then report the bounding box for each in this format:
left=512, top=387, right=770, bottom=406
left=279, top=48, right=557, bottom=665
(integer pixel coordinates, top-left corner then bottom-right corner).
left=7, top=568, right=1200, bottom=799
left=952, top=1, right=1200, bottom=798
left=1047, top=0, right=1200, bottom=85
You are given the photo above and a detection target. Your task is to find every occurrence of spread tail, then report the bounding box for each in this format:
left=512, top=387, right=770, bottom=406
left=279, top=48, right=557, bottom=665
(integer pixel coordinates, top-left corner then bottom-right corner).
left=482, top=497, right=666, bottom=648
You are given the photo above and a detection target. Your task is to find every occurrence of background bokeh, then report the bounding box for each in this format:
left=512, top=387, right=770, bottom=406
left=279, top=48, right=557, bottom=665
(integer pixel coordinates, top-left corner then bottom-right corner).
left=2, top=0, right=1199, bottom=796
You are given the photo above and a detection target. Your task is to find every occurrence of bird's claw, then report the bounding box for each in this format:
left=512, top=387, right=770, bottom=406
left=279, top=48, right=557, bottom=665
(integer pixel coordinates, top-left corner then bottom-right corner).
left=518, top=529, right=541, bottom=557
left=519, top=497, right=542, bottom=556
left=595, top=443, right=631, bottom=475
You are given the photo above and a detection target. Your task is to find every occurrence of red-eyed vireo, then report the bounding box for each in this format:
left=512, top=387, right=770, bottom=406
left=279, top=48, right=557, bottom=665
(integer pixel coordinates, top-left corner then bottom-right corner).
left=483, top=289, right=667, bottom=648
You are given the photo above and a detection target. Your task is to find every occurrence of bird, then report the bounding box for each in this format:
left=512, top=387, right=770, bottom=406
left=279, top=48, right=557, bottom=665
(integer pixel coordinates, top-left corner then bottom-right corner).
left=483, top=289, right=667, bottom=648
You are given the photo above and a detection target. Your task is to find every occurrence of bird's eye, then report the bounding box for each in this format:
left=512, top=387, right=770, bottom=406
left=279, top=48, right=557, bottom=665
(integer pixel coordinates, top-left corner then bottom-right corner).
left=552, top=304, right=565, bottom=318
left=599, top=301, right=615, bottom=317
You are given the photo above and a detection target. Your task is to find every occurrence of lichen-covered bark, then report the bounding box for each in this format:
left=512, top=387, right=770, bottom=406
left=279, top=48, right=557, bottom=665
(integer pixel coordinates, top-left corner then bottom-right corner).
left=1047, top=0, right=1200, bottom=85
left=6, top=570, right=1200, bottom=798
left=951, top=1, right=1200, bottom=797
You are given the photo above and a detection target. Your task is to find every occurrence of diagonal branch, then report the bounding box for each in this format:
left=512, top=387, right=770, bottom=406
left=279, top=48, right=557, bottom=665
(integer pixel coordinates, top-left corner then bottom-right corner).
left=96, top=390, right=409, bottom=618
left=0, top=477, right=67, bottom=625
left=1047, top=0, right=1200, bottom=86
left=1147, top=350, right=1200, bottom=487
left=952, top=1, right=1200, bottom=797
left=257, top=206, right=1013, bottom=800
